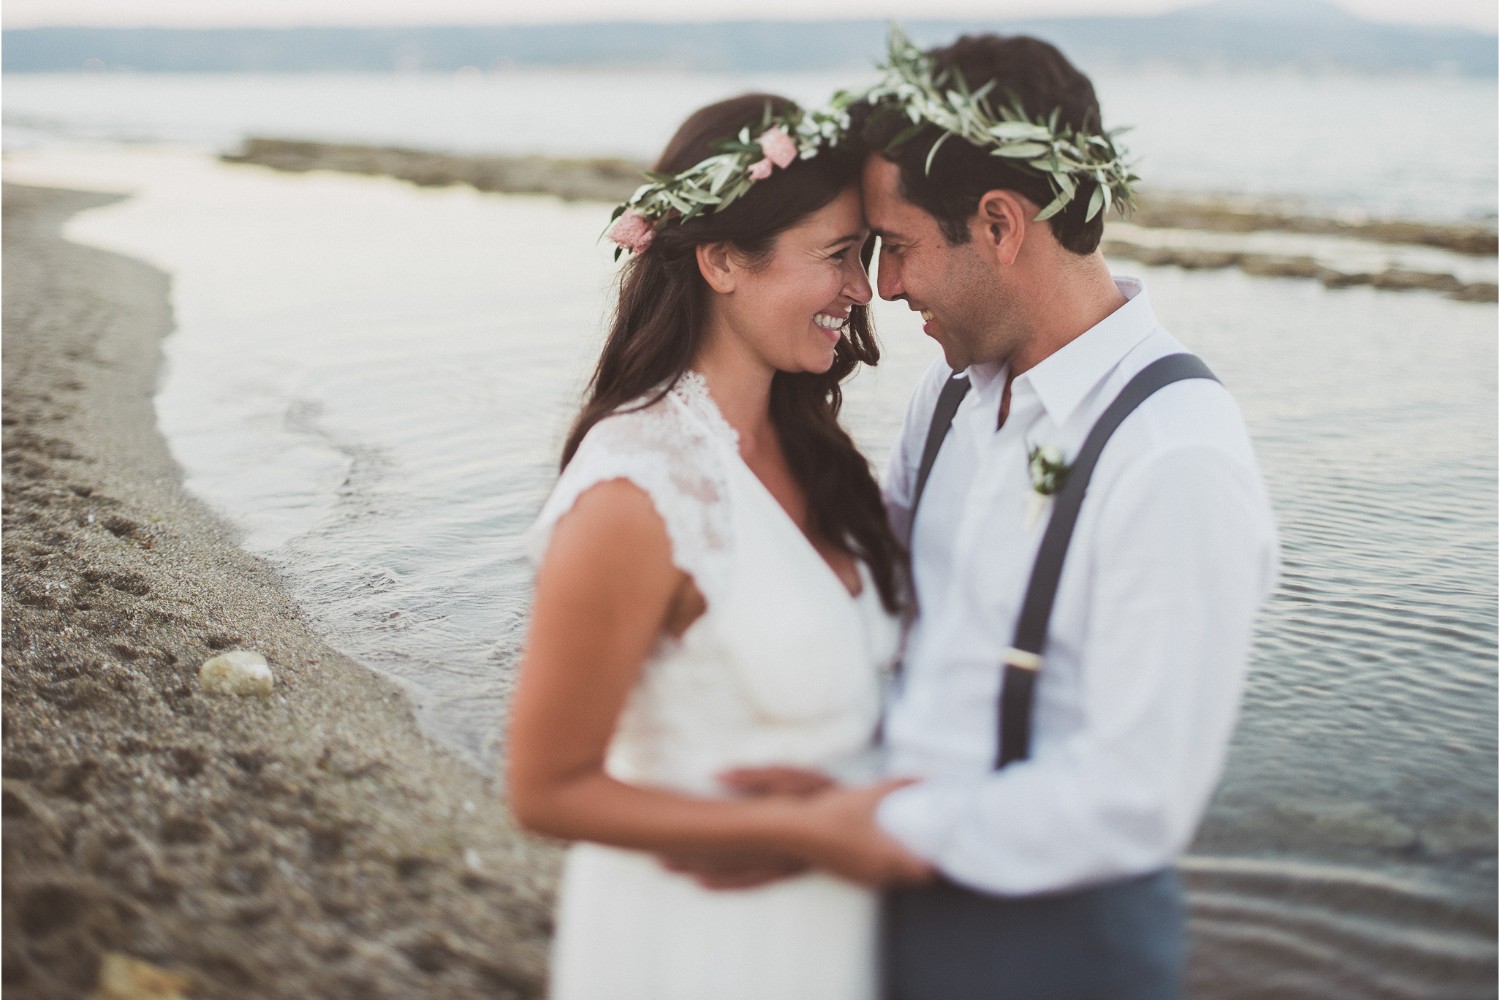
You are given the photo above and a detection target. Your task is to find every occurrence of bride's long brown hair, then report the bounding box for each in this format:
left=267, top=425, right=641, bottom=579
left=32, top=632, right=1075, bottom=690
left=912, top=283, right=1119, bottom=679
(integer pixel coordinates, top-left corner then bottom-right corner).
left=562, top=93, right=904, bottom=613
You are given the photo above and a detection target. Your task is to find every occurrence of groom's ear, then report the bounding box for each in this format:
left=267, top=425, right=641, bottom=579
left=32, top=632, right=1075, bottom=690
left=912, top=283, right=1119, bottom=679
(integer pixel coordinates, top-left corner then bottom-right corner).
left=696, top=241, right=738, bottom=293
left=972, top=189, right=1028, bottom=268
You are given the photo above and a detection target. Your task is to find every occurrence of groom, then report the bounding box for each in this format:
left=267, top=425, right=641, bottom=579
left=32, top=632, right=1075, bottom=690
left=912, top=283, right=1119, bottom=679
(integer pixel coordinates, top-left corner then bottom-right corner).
left=712, top=30, right=1279, bottom=999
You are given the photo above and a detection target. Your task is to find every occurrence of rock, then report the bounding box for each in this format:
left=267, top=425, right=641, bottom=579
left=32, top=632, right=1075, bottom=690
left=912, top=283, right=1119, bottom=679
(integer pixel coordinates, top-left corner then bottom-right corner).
left=1369, top=269, right=1462, bottom=293
left=222, top=138, right=643, bottom=204
left=198, top=650, right=274, bottom=696
left=1450, top=282, right=1499, bottom=303
left=1169, top=249, right=1243, bottom=271
left=1318, top=268, right=1373, bottom=289
left=1239, top=254, right=1321, bottom=279
left=1129, top=192, right=1499, bottom=256
left=92, top=953, right=191, bottom=1000
left=1100, top=240, right=1242, bottom=271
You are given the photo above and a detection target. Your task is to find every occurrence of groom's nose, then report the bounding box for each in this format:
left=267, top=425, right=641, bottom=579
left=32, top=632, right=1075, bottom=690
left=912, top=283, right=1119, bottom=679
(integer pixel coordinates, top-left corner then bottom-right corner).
left=876, top=257, right=904, bottom=302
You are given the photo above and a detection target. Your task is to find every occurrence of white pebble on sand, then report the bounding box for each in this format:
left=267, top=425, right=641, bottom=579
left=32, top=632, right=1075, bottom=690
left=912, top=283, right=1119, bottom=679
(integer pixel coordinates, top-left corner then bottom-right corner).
left=199, top=650, right=274, bottom=696
left=94, top=952, right=191, bottom=1000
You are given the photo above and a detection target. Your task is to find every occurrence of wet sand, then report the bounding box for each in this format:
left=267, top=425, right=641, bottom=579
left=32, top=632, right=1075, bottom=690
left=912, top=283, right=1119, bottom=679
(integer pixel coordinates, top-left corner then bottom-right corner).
left=2, top=183, right=559, bottom=999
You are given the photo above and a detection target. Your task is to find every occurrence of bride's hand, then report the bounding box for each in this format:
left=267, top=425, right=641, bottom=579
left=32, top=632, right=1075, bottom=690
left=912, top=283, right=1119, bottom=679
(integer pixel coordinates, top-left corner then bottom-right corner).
left=794, top=778, right=935, bottom=887
left=655, top=768, right=833, bottom=889
left=658, top=850, right=809, bottom=890
left=718, top=765, right=836, bottom=798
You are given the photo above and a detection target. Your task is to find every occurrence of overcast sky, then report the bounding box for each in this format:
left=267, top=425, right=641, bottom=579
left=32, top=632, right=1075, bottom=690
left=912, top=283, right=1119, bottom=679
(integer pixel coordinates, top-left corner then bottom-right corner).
left=3, top=0, right=1496, bottom=32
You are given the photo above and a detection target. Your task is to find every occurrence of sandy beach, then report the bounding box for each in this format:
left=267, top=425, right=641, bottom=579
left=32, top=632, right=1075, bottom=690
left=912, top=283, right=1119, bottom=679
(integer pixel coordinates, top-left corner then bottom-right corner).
left=2, top=182, right=559, bottom=999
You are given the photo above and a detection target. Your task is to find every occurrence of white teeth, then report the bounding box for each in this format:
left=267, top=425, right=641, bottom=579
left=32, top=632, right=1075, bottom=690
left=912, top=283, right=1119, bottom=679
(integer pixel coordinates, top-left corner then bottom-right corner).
left=814, top=313, right=847, bottom=330
left=920, top=309, right=934, bottom=322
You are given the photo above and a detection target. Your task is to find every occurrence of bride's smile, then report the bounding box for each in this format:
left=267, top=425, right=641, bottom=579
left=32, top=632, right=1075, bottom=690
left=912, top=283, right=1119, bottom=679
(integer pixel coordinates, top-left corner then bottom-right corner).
left=696, top=185, right=873, bottom=377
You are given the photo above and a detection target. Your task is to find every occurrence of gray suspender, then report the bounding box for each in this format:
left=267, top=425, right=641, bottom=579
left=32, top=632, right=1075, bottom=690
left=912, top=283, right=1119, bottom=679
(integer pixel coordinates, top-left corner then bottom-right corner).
left=910, top=353, right=1220, bottom=770
left=912, top=373, right=972, bottom=515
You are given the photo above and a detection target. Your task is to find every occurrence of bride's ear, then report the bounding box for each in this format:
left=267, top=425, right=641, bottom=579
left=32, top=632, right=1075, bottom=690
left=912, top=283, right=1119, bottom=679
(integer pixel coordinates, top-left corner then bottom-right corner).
left=696, top=241, right=738, bottom=293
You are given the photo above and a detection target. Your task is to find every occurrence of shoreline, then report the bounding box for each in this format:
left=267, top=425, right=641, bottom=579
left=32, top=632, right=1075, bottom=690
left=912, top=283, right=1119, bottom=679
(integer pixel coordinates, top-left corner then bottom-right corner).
left=1, top=182, right=558, bottom=999
left=221, top=136, right=1499, bottom=304
left=3, top=176, right=1493, bottom=998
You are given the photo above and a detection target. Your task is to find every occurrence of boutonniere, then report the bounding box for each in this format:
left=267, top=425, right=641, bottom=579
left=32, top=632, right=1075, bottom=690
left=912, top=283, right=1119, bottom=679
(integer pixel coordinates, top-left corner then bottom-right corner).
left=1025, top=444, right=1071, bottom=530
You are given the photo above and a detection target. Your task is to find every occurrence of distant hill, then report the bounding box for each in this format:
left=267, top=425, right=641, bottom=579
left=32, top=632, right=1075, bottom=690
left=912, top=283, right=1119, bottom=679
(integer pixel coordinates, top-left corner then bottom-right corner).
left=4, top=1, right=1494, bottom=76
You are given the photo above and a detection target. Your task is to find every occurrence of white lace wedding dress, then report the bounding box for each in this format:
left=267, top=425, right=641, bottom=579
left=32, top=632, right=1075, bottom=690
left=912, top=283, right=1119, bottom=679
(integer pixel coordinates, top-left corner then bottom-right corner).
left=527, top=372, right=901, bottom=1000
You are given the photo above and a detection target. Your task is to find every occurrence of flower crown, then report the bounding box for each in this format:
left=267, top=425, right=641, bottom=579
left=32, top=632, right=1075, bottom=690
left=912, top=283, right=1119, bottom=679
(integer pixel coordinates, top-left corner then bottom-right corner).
left=860, top=26, right=1139, bottom=223
left=605, top=101, right=852, bottom=257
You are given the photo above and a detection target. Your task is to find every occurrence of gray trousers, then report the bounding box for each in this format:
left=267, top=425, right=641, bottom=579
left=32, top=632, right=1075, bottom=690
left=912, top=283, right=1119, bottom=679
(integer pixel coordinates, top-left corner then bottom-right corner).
left=882, top=869, right=1185, bottom=1000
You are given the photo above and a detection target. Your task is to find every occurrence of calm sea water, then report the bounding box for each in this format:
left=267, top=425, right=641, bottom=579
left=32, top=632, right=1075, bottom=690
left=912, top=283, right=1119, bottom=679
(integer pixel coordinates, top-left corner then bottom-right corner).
left=4, top=66, right=1496, bottom=998
left=4, top=67, right=1497, bottom=223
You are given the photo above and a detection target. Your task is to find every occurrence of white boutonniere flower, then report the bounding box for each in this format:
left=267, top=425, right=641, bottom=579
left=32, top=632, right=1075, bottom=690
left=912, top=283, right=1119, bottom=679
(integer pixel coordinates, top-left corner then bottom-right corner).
left=1025, top=444, right=1071, bottom=530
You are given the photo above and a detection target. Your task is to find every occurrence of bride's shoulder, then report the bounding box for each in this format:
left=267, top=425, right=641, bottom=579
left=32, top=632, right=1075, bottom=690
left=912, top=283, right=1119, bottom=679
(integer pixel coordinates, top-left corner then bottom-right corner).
left=574, top=373, right=734, bottom=464
left=584, top=387, right=674, bottom=437
left=531, top=375, right=736, bottom=578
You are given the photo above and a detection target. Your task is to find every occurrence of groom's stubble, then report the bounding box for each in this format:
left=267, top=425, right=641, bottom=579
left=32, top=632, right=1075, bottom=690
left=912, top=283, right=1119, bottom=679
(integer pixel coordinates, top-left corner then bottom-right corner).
left=933, top=239, right=1019, bottom=372
left=861, top=155, right=1022, bottom=373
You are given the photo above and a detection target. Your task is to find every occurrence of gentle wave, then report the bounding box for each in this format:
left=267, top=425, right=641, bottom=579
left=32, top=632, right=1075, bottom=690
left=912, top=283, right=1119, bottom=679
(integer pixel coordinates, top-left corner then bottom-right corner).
left=1186, top=856, right=1497, bottom=1000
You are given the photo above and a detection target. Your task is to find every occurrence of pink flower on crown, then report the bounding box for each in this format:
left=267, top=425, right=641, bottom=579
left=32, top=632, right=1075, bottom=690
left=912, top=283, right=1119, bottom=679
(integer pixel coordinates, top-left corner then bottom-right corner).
left=608, top=210, right=655, bottom=253
left=757, top=126, right=798, bottom=168
left=746, top=158, right=775, bottom=182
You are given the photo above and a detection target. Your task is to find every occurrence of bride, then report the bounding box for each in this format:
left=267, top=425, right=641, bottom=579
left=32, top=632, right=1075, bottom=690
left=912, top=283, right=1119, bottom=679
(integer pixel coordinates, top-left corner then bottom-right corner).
left=507, top=93, right=928, bottom=999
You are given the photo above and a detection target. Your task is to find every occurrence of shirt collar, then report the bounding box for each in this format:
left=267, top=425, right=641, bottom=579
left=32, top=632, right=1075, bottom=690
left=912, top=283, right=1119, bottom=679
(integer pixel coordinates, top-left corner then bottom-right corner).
left=1011, top=276, right=1157, bottom=430
left=964, top=359, right=1007, bottom=397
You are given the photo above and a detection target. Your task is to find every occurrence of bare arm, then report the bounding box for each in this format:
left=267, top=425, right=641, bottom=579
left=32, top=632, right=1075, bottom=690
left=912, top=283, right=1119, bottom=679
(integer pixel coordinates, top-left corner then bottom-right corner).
left=506, top=478, right=929, bottom=884
left=659, top=766, right=837, bottom=889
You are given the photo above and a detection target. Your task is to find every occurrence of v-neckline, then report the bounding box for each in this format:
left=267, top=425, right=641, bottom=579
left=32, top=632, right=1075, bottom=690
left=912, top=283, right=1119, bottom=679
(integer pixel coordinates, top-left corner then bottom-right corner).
left=728, top=454, right=866, bottom=602
left=669, top=373, right=866, bottom=602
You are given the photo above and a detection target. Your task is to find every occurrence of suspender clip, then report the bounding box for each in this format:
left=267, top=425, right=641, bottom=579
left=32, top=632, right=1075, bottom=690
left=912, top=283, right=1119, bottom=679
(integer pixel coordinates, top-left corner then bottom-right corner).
left=1003, top=648, right=1043, bottom=672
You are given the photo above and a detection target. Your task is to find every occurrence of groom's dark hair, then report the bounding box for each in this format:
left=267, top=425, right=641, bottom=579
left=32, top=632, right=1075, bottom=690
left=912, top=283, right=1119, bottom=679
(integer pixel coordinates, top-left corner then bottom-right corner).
left=855, top=34, right=1108, bottom=255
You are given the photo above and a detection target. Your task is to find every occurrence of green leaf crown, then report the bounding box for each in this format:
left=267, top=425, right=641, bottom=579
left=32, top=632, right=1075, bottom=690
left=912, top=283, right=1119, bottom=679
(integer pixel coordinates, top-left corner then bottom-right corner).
left=606, top=100, right=853, bottom=257
left=860, top=26, right=1139, bottom=223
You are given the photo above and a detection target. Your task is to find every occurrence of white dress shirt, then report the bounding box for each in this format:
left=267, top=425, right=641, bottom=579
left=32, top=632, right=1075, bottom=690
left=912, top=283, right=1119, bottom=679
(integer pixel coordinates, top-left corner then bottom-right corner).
left=877, top=277, right=1279, bottom=896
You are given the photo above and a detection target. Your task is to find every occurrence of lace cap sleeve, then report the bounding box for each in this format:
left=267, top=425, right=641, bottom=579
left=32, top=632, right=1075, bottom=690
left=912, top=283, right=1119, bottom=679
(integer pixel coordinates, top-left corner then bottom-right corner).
left=526, top=387, right=734, bottom=604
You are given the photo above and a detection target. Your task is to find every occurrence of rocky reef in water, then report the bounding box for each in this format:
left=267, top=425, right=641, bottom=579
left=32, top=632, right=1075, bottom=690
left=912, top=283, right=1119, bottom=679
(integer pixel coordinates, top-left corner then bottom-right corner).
left=223, top=137, right=1498, bottom=305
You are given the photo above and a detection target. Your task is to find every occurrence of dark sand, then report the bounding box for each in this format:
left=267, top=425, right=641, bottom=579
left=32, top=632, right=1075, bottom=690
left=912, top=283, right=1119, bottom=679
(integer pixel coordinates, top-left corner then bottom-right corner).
left=2, top=183, right=560, bottom=999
